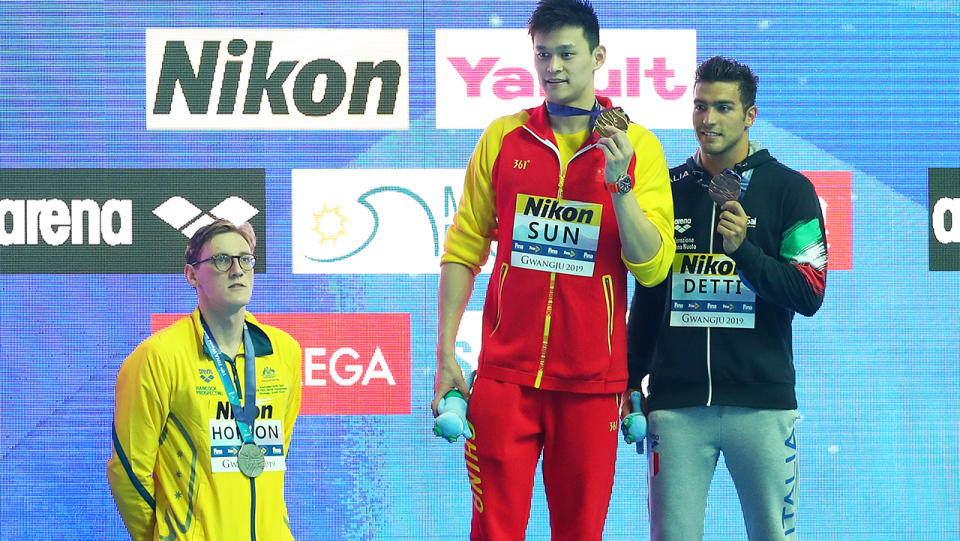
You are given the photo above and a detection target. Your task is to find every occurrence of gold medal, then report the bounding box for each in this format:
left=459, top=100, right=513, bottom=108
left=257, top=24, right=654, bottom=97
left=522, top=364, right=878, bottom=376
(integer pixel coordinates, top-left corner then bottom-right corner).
left=593, top=107, right=630, bottom=138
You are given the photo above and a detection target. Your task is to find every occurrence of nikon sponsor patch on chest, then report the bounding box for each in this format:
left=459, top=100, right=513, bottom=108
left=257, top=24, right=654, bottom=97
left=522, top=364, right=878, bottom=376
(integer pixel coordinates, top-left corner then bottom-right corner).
left=209, top=419, right=285, bottom=473
left=511, top=194, right=602, bottom=277
left=670, top=253, right=755, bottom=328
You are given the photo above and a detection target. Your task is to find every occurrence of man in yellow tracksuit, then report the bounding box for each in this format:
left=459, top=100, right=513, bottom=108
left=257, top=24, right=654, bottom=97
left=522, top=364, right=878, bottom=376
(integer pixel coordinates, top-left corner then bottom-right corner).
left=108, top=219, right=302, bottom=541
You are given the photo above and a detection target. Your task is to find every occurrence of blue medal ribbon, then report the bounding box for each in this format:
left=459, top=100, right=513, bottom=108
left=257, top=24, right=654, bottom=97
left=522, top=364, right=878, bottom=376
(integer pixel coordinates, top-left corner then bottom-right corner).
left=200, top=316, right=257, bottom=445
left=545, top=100, right=615, bottom=133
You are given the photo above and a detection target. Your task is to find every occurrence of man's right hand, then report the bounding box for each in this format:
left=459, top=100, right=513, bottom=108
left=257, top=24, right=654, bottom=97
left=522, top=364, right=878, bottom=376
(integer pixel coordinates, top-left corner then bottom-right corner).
left=432, top=352, right=470, bottom=417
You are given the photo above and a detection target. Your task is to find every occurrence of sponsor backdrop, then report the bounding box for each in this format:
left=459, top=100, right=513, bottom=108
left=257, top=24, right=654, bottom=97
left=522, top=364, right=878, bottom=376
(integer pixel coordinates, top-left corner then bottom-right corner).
left=1, top=1, right=957, bottom=539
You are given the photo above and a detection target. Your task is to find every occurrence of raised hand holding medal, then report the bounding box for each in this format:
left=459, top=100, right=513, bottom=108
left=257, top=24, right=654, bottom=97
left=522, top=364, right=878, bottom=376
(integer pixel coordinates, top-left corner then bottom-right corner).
left=592, top=106, right=629, bottom=138
left=712, top=168, right=749, bottom=254
left=708, top=168, right=742, bottom=204
left=593, top=107, right=636, bottom=192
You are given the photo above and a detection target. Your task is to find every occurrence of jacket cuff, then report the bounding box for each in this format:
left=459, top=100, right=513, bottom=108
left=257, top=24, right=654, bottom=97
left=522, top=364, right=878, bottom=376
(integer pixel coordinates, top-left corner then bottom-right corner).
left=728, top=238, right=763, bottom=270
left=623, top=240, right=669, bottom=287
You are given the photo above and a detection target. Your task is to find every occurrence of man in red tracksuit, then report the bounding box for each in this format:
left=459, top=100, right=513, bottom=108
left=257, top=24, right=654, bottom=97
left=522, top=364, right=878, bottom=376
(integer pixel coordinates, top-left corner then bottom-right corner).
left=432, top=1, right=675, bottom=538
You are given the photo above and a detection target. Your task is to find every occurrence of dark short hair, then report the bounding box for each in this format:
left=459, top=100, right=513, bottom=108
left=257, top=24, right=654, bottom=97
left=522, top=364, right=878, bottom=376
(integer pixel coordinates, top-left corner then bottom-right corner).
left=528, top=0, right=600, bottom=52
left=185, top=219, right=256, bottom=264
left=695, top=56, right=759, bottom=109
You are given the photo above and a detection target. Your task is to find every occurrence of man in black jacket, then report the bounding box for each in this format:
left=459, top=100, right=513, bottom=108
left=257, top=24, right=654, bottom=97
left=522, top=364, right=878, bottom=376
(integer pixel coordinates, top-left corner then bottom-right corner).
left=627, top=56, right=827, bottom=540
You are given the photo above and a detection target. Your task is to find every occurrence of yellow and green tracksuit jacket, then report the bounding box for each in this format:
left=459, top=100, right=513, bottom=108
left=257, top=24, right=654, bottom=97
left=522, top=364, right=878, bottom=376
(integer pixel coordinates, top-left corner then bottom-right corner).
left=108, top=309, right=302, bottom=540
left=443, top=97, right=675, bottom=394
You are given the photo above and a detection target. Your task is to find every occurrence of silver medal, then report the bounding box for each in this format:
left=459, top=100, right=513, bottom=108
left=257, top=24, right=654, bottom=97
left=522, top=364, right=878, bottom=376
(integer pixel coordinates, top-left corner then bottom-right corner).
left=237, top=442, right=265, bottom=478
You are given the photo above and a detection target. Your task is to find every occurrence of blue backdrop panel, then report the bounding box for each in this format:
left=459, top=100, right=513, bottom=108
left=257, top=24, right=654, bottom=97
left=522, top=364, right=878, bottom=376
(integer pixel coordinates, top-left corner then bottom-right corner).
left=1, top=1, right=958, bottom=539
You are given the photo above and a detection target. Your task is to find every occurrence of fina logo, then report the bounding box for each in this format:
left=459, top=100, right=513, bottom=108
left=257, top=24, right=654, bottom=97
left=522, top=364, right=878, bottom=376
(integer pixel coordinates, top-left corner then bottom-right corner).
left=153, top=196, right=259, bottom=237
left=291, top=169, right=500, bottom=275
left=304, top=186, right=438, bottom=264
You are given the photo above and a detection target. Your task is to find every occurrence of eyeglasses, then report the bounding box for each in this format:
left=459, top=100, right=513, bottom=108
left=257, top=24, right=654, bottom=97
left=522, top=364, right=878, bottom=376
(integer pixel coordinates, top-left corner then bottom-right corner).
left=191, top=253, right=256, bottom=272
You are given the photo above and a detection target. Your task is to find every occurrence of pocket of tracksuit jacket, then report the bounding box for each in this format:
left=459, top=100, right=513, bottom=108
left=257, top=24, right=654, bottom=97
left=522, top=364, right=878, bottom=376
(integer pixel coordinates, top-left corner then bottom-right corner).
left=602, top=274, right=615, bottom=355
left=490, top=262, right=510, bottom=336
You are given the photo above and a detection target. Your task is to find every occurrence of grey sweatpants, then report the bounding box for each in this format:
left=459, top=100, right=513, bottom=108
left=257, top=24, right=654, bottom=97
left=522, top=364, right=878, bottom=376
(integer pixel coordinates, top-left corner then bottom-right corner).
left=646, top=406, right=800, bottom=540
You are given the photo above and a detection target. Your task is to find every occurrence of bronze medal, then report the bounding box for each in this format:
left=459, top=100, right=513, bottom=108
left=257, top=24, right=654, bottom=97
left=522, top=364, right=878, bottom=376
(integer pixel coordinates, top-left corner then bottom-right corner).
left=708, top=169, right=742, bottom=204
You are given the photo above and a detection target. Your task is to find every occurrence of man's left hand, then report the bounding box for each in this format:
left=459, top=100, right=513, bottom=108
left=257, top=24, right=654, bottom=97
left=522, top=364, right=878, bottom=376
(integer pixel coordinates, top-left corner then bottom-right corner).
left=597, top=127, right=634, bottom=185
left=717, top=200, right=748, bottom=254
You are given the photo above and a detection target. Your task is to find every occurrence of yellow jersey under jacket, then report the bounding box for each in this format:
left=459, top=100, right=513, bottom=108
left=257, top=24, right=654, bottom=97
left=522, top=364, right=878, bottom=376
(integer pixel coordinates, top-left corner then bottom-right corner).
left=108, top=309, right=302, bottom=541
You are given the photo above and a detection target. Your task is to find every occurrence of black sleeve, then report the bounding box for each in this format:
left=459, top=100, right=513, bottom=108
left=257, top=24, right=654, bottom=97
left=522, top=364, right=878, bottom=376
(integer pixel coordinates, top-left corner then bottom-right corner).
left=729, top=172, right=827, bottom=317
left=627, top=278, right=669, bottom=388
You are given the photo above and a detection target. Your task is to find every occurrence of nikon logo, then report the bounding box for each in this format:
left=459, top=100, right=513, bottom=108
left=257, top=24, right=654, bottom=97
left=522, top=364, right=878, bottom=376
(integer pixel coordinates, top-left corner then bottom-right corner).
left=932, top=197, right=959, bottom=244
left=146, top=29, right=409, bottom=130
left=0, top=198, right=132, bottom=246
left=679, top=254, right=737, bottom=276
left=522, top=197, right=595, bottom=224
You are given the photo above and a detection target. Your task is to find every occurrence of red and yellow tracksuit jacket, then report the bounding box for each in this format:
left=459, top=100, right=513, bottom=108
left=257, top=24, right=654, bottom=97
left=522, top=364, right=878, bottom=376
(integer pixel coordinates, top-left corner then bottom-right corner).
left=107, top=309, right=302, bottom=540
left=443, top=97, right=675, bottom=394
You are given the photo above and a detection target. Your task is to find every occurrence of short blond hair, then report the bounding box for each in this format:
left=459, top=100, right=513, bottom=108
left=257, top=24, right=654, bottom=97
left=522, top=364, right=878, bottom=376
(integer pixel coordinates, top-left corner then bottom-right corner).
left=184, top=219, right=256, bottom=264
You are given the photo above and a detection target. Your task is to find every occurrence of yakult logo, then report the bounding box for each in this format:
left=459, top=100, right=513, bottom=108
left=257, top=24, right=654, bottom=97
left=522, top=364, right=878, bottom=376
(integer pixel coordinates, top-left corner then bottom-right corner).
left=929, top=168, right=960, bottom=271
left=435, top=29, right=696, bottom=129
left=146, top=29, right=409, bottom=130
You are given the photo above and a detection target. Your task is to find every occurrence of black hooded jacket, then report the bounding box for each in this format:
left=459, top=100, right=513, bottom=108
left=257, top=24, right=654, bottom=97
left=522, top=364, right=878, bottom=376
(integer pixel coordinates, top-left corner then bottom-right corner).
left=628, top=147, right=827, bottom=411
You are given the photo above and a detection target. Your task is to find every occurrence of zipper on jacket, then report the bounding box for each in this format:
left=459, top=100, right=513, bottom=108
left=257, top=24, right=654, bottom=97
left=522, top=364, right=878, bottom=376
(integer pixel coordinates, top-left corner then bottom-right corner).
left=534, top=271, right=557, bottom=388
left=602, top=274, right=614, bottom=355
left=521, top=125, right=596, bottom=389
left=705, top=203, right=718, bottom=406
left=490, top=262, right=510, bottom=336
left=250, top=477, right=257, bottom=541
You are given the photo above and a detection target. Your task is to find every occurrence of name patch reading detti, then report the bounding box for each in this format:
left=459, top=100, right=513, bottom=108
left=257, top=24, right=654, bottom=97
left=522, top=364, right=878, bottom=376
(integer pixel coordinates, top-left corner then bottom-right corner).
left=511, top=194, right=602, bottom=277
left=670, top=253, right=756, bottom=328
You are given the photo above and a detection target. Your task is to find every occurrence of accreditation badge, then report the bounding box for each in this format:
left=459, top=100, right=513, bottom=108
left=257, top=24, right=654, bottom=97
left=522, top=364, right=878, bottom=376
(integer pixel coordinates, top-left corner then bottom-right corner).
left=209, top=419, right=286, bottom=474
left=669, top=252, right=756, bottom=329
left=511, top=194, right=602, bottom=277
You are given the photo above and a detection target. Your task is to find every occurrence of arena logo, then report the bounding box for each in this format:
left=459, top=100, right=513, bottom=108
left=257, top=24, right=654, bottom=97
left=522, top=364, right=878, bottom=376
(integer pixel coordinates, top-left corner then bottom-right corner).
left=153, top=195, right=259, bottom=238
left=0, top=169, right=266, bottom=274
left=146, top=29, right=409, bottom=130
left=929, top=168, right=959, bottom=271
left=291, top=169, right=497, bottom=275
left=0, top=198, right=132, bottom=247
left=435, top=29, right=696, bottom=129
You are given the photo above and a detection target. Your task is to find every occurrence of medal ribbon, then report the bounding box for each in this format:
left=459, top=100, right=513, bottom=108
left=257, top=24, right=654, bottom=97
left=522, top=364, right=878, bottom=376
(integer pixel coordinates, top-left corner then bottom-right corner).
left=545, top=100, right=616, bottom=133
left=200, top=317, right=257, bottom=445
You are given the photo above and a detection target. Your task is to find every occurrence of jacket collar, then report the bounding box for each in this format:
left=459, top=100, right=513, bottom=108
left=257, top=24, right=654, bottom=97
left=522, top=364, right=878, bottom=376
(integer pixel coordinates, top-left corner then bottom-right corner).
left=190, top=308, right=275, bottom=357
left=524, top=95, right=616, bottom=142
